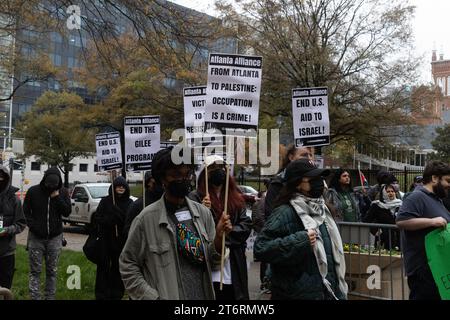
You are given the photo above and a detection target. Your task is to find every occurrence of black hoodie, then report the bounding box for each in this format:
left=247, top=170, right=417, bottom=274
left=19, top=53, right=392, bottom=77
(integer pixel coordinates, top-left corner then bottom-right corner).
left=23, top=167, right=71, bottom=239
left=92, top=176, right=133, bottom=258
left=0, top=166, right=26, bottom=257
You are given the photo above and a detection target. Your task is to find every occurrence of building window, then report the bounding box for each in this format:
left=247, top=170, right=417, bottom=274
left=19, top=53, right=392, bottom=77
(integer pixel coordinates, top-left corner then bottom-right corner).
left=68, top=57, right=79, bottom=68
left=50, top=32, right=62, bottom=43
left=12, top=160, right=22, bottom=170
left=94, top=164, right=99, bottom=172
left=79, top=163, right=88, bottom=172
left=49, top=53, right=62, bottom=66
left=437, top=77, right=445, bottom=93
left=447, top=77, right=450, bottom=96
left=68, top=34, right=85, bottom=48
left=31, top=162, right=41, bottom=171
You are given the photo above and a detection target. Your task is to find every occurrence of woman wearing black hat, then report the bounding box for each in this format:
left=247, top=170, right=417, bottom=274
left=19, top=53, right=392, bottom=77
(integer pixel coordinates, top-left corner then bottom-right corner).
left=254, top=159, right=348, bottom=300
left=92, top=176, right=133, bottom=300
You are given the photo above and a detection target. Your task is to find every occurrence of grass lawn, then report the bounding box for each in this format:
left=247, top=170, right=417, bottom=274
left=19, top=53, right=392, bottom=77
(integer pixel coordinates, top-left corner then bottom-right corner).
left=12, top=245, right=97, bottom=300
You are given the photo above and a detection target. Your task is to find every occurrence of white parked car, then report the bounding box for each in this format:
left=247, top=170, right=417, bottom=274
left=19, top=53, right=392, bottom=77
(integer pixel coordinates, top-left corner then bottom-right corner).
left=65, top=183, right=137, bottom=226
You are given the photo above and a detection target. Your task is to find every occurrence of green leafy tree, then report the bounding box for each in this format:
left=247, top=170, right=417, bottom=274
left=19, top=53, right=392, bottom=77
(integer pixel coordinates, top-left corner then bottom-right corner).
left=17, top=91, right=95, bottom=187
left=431, top=124, right=450, bottom=163
left=216, top=0, right=420, bottom=145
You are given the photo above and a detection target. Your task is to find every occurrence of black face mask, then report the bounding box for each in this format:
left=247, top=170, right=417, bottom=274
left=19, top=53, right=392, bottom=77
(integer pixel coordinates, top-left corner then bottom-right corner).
left=308, top=177, right=325, bottom=198
left=433, top=180, right=448, bottom=199
left=167, top=179, right=192, bottom=198
left=209, top=169, right=226, bottom=186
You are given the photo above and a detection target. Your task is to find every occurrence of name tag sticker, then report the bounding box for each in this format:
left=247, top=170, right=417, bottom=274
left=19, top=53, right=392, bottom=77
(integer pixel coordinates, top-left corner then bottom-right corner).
left=175, top=210, right=192, bottom=222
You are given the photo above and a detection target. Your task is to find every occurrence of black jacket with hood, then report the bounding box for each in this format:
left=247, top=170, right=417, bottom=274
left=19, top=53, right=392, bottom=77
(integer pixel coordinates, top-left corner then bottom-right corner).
left=92, top=176, right=133, bottom=260
left=23, top=167, right=71, bottom=239
left=0, top=166, right=26, bottom=257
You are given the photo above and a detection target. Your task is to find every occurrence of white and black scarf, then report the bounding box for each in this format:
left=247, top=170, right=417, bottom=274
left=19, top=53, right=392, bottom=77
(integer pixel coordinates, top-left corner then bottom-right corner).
left=290, top=194, right=348, bottom=300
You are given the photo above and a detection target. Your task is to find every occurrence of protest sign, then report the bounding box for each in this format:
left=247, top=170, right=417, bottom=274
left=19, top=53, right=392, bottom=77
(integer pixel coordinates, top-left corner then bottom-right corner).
left=124, top=115, right=160, bottom=171
left=204, top=53, right=262, bottom=137
left=292, top=87, right=330, bottom=147
left=184, top=85, right=206, bottom=143
left=95, top=132, right=123, bottom=171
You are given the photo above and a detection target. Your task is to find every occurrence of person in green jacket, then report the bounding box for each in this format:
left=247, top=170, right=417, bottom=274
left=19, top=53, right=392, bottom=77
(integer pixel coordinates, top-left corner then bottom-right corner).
left=254, top=159, right=348, bottom=300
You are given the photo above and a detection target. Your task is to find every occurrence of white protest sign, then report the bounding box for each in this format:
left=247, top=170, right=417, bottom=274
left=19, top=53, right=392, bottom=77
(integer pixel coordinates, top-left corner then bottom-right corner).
left=183, top=86, right=206, bottom=142
left=292, top=87, right=330, bottom=147
left=124, top=115, right=160, bottom=172
left=204, top=53, right=262, bottom=137
left=95, top=132, right=123, bottom=171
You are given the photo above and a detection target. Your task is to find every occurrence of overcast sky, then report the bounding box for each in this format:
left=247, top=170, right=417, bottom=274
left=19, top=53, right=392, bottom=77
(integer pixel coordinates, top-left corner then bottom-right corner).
left=172, top=0, right=449, bottom=84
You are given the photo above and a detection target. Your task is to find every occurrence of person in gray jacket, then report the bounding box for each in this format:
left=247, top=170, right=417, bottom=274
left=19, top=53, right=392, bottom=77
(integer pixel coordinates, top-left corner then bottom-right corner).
left=0, top=166, right=26, bottom=289
left=119, top=147, right=232, bottom=300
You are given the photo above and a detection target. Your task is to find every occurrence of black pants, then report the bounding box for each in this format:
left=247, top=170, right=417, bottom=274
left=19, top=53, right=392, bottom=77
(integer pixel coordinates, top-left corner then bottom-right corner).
left=0, top=255, right=15, bottom=289
left=213, top=282, right=235, bottom=300
left=408, top=266, right=441, bottom=300
left=95, top=258, right=124, bottom=300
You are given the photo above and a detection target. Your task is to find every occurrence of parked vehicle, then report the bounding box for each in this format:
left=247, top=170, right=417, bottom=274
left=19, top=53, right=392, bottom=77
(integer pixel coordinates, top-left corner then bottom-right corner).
left=238, top=185, right=259, bottom=207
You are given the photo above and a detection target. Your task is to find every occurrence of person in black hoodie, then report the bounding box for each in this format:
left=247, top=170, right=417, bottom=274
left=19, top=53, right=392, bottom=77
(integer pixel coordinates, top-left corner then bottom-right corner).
left=93, top=176, right=133, bottom=300
left=23, top=167, right=71, bottom=300
left=0, top=166, right=26, bottom=290
left=123, top=171, right=163, bottom=236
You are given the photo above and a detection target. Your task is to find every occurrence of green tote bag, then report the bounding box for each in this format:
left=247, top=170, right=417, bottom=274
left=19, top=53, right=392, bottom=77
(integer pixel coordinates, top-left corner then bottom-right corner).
left=425, top=223, right=450, bottom=300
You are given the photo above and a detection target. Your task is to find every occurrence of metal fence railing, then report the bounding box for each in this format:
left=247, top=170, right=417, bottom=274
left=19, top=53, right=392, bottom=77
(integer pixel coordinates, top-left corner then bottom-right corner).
left=240, top=167, right=424, bottom=193
left=337, top=222, right=408, bottom=300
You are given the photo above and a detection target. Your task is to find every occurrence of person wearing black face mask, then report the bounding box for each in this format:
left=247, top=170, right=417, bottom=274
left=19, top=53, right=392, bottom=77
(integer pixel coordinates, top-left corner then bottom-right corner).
left=119, top=147, right=232, bottom=300
left=189, top=155, right=252, bottom=301
left=254, top=159, right=348, bottom=300
left=396, top=161, right=450, bottom=300
left=23, top=167, right=71, bottom=300
left=92, top=176, right=133, bottom=300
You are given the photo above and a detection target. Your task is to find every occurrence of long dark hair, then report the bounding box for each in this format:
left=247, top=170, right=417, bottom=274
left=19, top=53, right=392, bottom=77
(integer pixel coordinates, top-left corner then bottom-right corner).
left=197, top=169, right=245, bottom=219
left=273, top=177, right=303, bottom=209
left=329, top=169, right=352, bottom=193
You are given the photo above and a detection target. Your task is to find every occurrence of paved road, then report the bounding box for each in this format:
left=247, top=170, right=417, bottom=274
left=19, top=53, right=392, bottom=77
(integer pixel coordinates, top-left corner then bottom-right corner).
left=16, top=226, right=270, bottom=300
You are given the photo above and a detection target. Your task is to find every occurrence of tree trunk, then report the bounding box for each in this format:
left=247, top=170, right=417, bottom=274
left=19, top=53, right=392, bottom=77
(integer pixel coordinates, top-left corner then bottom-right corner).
left=60, top=163, right=70, bottom=189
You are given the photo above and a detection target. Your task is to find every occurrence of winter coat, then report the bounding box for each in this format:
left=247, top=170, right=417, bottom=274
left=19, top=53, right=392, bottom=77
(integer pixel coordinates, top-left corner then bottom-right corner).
left=189, top=190, right=252, bottom=300
left=324, top=188, right=362, bottom=222
left=93, top=176, right=133, bottom=263
left=254, top=204, right=344, bottom=300
left=0, top=166, right=26, bottom=257
left=23, top=167, right=71, bottom=239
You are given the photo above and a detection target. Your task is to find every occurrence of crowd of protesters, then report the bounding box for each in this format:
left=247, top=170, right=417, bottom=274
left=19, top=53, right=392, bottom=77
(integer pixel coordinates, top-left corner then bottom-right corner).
left=1, top=145, right=449, bottom=301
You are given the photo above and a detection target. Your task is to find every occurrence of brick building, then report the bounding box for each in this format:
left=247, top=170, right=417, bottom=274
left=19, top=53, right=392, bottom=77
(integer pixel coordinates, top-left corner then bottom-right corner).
left=430, top=50, right=450, bottom=120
